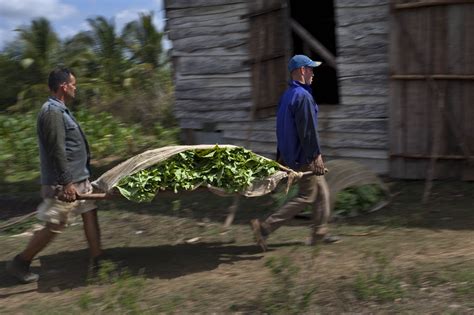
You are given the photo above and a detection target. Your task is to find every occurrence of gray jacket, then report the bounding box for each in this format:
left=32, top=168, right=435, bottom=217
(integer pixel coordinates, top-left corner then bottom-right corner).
left=37, top=97, right=91, bottom=185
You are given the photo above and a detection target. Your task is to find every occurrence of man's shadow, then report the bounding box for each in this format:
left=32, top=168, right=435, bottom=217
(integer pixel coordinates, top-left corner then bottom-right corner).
left=0, top=241, right=268, bottom=294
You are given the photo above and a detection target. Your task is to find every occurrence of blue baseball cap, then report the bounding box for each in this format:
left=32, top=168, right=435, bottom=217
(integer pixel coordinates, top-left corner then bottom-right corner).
left=288, top=55, right=322, bottom=72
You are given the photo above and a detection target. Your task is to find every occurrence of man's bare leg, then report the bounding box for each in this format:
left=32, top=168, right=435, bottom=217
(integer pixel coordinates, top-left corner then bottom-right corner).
left=20, top=223, right=64, bottom=261
left=82, top=209, right=102, bottom=258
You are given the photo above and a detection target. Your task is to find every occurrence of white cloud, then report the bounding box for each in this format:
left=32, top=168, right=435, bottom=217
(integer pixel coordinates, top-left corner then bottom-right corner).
left=114, top=7, right=165, bottom=32
left=0, top=0, right=78, bottom=21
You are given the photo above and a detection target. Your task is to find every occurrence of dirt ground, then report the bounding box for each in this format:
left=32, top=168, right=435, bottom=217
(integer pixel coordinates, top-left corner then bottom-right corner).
left=0, top=179, right=473, bottom=314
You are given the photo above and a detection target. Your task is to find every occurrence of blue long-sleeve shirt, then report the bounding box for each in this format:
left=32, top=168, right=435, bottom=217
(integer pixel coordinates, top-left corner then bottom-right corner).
left=276, top=80, right=321, bottom=170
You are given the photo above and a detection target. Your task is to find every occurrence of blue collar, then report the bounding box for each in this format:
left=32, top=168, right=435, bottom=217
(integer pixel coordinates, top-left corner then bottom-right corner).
left=289, top=80, right=313, bottom=94
left=48, top=96, right=68, bottom=112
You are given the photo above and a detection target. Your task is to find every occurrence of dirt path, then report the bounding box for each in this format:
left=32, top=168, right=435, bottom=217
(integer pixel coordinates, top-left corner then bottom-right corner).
left=1, top=181, right=473, bottom=314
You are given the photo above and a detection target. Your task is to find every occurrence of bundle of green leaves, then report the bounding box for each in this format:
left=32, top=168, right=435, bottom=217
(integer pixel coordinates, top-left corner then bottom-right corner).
left=115, top=146, right=280, bottom=202
left=334, top=184, right=385, bottom=217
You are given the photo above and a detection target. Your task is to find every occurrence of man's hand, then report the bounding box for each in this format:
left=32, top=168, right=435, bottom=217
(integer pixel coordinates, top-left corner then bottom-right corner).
left=310, top=155, right=326, bottom=176
left=57, top=183, right=77, bottom=202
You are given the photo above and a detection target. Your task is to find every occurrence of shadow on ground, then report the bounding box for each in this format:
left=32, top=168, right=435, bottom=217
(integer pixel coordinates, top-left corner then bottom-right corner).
left=0, top=241, right=272, bottom=293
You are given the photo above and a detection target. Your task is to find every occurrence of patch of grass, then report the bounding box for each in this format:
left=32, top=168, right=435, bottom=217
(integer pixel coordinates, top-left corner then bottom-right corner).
left=353, top=251, right=404, bottom=302
left=453, top=268, right=474, bottom=296
left=260, top=255, right=318, bottom=314
left=79, top=260, right=146, bottom=314
left=0, top=217, right=38, bottom=235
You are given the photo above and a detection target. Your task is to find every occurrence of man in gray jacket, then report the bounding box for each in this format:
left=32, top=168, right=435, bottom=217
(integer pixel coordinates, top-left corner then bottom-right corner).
left=6, top=68, right=103, bottom=283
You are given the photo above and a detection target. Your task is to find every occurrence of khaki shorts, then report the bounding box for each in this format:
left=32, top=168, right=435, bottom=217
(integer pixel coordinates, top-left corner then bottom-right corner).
left=36, top=179, right=97, bottom=225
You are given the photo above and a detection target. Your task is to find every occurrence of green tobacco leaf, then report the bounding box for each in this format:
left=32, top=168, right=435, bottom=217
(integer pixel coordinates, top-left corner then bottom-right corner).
left=116, top=146, right=279, bottom=202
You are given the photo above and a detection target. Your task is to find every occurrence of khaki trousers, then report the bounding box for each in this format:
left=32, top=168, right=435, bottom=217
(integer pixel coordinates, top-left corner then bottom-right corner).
left=262, top=170, right=330, bottom=237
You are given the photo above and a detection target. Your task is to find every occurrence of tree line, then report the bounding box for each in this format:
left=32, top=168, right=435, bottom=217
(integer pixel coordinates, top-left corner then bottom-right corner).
left=0, top=12, right=174, bottom=127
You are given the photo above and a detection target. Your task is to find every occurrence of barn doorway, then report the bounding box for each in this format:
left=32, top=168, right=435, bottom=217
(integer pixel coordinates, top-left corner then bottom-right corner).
left=289, top=0, right=339, bottom=105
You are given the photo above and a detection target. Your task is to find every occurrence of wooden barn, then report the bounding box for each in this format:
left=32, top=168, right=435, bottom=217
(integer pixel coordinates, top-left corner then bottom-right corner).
left=163, top=0, right=474, bottom=180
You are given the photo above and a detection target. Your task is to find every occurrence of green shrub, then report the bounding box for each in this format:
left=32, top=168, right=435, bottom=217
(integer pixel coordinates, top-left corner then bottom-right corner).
left=0, top=109, right=178, bottom=183
left=334, top=184, right=385, bottom=217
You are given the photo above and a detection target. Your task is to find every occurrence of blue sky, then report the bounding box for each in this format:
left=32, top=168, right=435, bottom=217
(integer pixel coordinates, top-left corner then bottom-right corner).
left=0, top=0, right=169, bottom=50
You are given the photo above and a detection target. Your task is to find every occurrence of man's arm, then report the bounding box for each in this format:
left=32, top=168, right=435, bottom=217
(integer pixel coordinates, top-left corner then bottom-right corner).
left=292, top=94, right=321, bottom=162
left=40, top=110, right=77, bottom=201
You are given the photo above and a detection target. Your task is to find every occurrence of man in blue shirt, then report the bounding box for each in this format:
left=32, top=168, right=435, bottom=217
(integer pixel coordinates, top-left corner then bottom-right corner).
left=251, top=55, right=340, bottom=251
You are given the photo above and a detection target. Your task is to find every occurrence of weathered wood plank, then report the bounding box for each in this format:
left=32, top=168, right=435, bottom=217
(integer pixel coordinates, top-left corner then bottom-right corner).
left=337, top=34, right=388, bottom=50
left=335, top=0, right=390, bottom=8
left=320, top=104, right=387, bottom=118
left=338, top=63, right=389, bottom=76
left=175, top=99, right=253, bottom=111
left=338, top=95, right=388, bottom=106
left=322, top=147, right=388, bottom=159
left=177, top=56, right=250, bottom=75
left=175, top=76, right=251, bottom=90
left=175, top=86, right=251, bottom=100
left=217, top=119, right=275, bottom=131
left=223, top=130, right=277, bottom=142
left=165, top=0, right=246, bottom=9
left=318, top=118, right=387, bottom=134
left=338, top=53, right=387, bottom=64
left=446, top=6, right=466, bottom=74
left=166, top=3, right=247, bottom=19
left=321, top=132, right=388, bottom=149
left=336, top=6, right=389, bottom=26
left=172, top=46, right=249, bottom=56
left=337, top=21, right=388, bottom=38
left=325, top=156, right=388, bottom=175
left=171, top=34, right=247, bottom=53
left=338, top=84, right=389, bottom=96
left=338, top=75, right=389, bottom=86
left=168, top=22, right=248, bottom=41
left=174, top=110, right=250, bottom=121
left=337, top=44, right=389, bottom=58
left=166, top=9, right=248, bottom=28
left=389, top=10, right=404, bottom=178
left=175, top=73, right=251, bottom=80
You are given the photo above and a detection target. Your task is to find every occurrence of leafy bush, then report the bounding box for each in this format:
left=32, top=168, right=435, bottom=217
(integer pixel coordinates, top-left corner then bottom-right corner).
left=0, top=109, right=178, bottom=182
left=0, top=111, right=40, bottom=181
left=334, top=184, right=385, bottom=217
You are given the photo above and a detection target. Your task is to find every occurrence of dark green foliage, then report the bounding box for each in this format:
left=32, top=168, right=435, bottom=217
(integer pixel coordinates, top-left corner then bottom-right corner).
left=116, top=146, right=280, bottom=202
left=334, top=184, right=385, bottom=217
left=0, top=110, right=178, bottom=183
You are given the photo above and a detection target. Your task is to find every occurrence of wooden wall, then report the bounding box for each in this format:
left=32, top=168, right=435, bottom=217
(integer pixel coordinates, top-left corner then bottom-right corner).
left=328, top=0, right=391, bottom=174
left=164, top=0, right=394, bottom=174
left=164, top=0, right=286, bottom=159
left=390, top=1, right=474, bottom=179
left=165, top=0, right=252, bottom=131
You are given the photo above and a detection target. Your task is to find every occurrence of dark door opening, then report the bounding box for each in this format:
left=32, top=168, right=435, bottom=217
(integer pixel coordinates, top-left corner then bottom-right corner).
left=289, top=0, right=339, bottom=105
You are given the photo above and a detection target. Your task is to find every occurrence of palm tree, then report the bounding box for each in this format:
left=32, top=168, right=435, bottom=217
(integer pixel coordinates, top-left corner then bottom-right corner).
left=86, top=16, right=125, bottom=87
left=16, top=17, right=59, bottom=80
left=121, top=12, right=163, bottom=68
left=11, top=18, right=59, bottom=111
